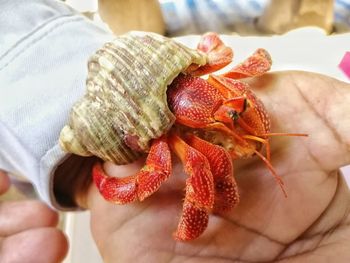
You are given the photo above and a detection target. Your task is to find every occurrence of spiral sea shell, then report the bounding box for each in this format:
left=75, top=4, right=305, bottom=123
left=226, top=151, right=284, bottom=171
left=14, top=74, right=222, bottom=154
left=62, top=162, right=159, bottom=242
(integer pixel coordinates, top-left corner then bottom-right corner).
left=59, top=32, right=207, bottom=164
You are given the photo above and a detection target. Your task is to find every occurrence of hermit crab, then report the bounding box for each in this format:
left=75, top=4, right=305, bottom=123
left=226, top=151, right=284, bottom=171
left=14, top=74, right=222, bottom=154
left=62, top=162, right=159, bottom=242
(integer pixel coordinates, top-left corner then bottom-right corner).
left=59, top=32, right=299, bottom=241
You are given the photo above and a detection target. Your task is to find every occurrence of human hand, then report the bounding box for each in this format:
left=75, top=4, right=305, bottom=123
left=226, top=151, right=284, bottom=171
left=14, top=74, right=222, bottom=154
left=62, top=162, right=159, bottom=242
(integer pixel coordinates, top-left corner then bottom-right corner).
left=0, top=171, right=68, bottom=263
left=85, top=71, right=350, bottom=262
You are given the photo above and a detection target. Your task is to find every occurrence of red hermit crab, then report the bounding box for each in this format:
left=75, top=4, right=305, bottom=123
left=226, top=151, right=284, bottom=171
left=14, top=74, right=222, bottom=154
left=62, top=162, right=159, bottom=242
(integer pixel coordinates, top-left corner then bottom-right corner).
left=59, top=32, right=296, bottom=241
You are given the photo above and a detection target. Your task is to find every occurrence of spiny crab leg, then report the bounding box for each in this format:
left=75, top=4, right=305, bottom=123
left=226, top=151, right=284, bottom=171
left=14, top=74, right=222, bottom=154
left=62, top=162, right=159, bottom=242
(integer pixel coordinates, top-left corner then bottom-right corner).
left=92, top=136, right=172, bottom=204
left=168, top=134, right=214, bottom=241
left=221, top=48, right=272, bottom=79
left=185, top=134, right=239, bottom=213
left=186, top=32, right=233, bottom=76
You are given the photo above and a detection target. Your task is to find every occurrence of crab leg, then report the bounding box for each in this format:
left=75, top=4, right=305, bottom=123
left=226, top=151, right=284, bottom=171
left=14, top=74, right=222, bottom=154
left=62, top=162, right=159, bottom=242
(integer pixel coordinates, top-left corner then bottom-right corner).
left=185, top=134, right=239, bottom=213
left=168, top=134, right=214, bottom=241
left=221, top=48, right=272, bottom=79
left=186, top=32, right=233, bottom=76
left=92, top=136, right=172, bottom=204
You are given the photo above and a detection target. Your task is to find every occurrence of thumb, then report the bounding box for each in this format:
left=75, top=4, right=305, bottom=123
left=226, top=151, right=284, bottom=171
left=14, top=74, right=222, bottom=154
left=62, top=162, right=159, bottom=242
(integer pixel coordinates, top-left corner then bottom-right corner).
left=82, top=159, right=144, bottom=209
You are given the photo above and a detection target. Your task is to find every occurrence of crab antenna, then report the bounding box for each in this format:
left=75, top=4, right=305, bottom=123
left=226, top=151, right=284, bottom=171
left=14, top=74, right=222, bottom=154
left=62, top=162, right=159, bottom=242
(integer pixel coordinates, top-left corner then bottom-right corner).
left=237, top=118, right=308, bottom=138
left=235, top=118, right=272, bottom=161
left=261, top=132, right=308, bottom=137
left=243, top=135, right=271, bottom=161
left=209, top=122, right=286, bottom=197
left=253, top=149, right=287, bottom=198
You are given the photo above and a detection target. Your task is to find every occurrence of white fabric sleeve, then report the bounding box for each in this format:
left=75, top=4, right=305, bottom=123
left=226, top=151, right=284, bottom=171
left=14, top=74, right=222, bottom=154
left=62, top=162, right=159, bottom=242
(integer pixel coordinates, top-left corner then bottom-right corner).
left=0, top=0, right=113, bottom=209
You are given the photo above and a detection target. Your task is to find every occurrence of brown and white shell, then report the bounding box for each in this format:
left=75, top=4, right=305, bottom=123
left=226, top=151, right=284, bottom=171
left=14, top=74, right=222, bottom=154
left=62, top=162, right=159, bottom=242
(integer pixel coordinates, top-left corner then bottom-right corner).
left=59, top=32, right=207, bottom=164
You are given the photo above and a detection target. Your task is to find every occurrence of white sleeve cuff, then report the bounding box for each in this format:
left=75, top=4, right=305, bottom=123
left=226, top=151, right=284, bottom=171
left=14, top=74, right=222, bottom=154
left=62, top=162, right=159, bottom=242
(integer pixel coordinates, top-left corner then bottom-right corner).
left=0, top=0, right=113, bottom=209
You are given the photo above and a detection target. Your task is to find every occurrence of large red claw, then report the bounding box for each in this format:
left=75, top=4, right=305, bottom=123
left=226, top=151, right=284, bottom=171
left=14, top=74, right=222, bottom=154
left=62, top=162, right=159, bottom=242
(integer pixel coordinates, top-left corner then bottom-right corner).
left=222, top=48, right=272, bottom=79
left=92, top=137, right=172, bottom=204
left=189, top=32, right=233, bottom=76
left=167, top=74, right=223, bottom=128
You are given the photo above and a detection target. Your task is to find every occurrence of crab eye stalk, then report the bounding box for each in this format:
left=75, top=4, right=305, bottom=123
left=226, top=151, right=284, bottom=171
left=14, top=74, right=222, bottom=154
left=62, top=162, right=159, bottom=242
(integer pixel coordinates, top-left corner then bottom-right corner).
left=229, top=110, right=240, bottom=121
left=224, top=96, right=247, bottom=114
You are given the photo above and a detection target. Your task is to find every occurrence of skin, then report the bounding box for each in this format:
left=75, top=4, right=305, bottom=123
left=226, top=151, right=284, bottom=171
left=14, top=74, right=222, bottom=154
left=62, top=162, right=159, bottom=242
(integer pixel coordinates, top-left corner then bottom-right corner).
left=85, top=71, right=350, bottom=262
left=0, top=171, right=68, bottom=263
left=1, top=71, right=349, bottom=262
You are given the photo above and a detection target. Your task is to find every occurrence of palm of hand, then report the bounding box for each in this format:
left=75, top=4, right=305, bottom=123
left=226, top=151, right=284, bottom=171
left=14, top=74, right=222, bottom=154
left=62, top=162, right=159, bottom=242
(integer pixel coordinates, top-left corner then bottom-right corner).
left=87, top=71, right=350, bottom=263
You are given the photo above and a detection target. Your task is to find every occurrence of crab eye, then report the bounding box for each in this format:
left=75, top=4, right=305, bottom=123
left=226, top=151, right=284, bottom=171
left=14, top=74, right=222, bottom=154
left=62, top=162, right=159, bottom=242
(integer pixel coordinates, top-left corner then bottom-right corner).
left=229, top=110, right=239, bottom=121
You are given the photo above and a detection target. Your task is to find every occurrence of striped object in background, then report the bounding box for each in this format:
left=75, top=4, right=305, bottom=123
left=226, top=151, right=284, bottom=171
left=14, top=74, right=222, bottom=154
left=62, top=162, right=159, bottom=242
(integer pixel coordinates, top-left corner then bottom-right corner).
left=160, top=0, right=350, bottom=36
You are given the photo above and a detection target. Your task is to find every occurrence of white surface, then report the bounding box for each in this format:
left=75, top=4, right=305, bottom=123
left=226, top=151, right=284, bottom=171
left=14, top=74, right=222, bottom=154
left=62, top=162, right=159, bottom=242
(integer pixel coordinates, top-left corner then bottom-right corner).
left=63, top=29, right=350, bottom=263
left=63, top=211, right=102, bottom=263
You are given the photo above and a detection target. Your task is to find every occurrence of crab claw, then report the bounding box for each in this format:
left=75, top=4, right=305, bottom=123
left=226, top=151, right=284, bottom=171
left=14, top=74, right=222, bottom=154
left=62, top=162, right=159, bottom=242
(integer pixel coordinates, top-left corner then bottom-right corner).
left=187, top=32, right=233, bottom=76
left=92, top=136, right=172, bottom=204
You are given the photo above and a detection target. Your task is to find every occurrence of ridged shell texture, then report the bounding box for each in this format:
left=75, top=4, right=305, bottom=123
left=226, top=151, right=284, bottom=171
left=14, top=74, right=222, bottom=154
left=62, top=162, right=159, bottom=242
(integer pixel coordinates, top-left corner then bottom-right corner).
left=59, top=32, right=206, bottom=164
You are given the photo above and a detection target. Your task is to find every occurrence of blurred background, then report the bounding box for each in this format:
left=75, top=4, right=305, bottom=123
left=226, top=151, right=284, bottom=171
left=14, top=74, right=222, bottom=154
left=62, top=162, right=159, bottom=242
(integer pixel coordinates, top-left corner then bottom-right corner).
left=64, top=0, right=350, bottom=36
left=2, top=1, right=350, bottom=262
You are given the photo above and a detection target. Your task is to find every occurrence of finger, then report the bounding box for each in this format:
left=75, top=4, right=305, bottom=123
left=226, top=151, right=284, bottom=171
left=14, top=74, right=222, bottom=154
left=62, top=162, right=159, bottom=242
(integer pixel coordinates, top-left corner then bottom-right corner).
left=0, top=171, right=10, bottom=195
left=248, top=71, right=350, bottom=170
left=0, top=227, right=68, bottom=263
left=103, top=159, right=145, bottom=178
left=0, top=200, right=58, bottom=236
left=77, top=159, right=145, bottom=209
